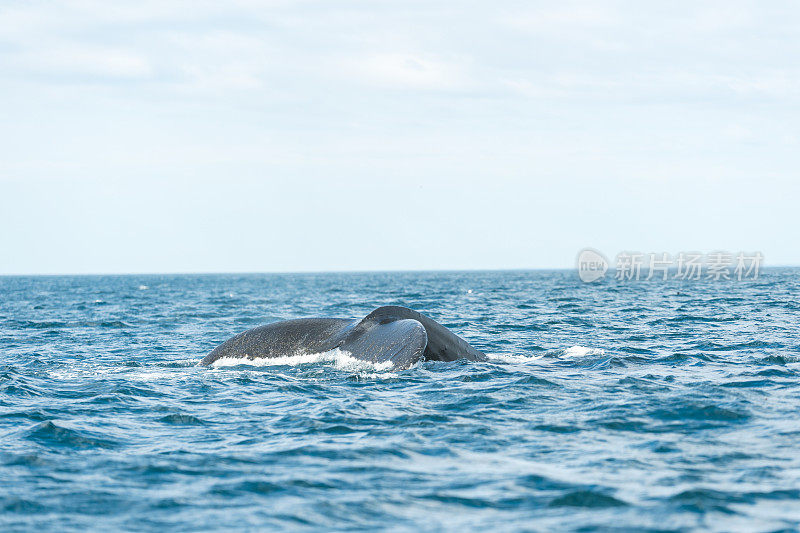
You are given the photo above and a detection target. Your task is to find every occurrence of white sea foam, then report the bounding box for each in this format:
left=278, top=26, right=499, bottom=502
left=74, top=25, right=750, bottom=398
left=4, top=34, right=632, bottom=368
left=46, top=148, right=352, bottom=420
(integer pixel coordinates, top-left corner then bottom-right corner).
left=486, top=346, right=605, bottom=363
left=210, top=348, right=395, bottom=372
left=47, top=364, right=182, bottom=382
left=487, top=352, right=545, bottom=363
left=561, top=345, right=606, bottom=358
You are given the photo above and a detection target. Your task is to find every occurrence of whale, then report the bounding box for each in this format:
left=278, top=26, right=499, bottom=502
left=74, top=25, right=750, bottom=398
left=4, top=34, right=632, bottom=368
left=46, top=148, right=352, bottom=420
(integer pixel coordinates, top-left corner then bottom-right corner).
left=201, top=306, right=486, bottom=369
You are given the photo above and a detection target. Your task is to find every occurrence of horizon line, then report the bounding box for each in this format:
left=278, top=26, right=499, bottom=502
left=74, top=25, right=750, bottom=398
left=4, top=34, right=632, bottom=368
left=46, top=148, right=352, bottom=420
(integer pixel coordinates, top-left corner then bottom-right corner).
left=0, top=264, right=796, bottom=278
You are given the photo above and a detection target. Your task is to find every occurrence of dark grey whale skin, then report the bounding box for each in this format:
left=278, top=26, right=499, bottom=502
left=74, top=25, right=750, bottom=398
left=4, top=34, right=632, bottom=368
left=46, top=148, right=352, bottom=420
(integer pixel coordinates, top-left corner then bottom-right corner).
left=201, top=306, right=486, bottom=369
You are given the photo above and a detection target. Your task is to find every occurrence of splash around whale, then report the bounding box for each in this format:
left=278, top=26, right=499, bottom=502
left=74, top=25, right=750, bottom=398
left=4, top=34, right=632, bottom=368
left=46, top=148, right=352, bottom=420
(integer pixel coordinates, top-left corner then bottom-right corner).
left=201, top=306, right=486, bottom=370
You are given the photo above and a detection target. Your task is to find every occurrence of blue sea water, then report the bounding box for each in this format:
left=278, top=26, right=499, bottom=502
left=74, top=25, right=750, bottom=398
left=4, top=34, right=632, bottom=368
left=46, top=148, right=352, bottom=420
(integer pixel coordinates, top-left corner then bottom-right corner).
left=1, top=269, right=800, bottom=532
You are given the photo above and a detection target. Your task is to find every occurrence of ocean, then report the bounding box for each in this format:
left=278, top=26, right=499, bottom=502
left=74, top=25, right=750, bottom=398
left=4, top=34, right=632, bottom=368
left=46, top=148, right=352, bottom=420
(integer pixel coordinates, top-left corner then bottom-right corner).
left=1, top=269, right=799, bottom=531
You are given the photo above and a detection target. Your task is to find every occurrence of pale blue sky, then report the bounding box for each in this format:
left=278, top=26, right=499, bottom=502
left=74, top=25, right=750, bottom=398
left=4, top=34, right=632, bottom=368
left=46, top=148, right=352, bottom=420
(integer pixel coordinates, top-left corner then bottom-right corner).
left=1, top=1, right=798, bottom=274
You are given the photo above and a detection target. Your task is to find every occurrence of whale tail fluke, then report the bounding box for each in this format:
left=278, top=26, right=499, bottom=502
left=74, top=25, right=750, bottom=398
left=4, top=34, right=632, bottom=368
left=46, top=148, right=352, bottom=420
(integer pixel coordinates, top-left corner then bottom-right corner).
left=359, top=306, right=487, bottom=364
left=202, top=306, right=485, bottom=369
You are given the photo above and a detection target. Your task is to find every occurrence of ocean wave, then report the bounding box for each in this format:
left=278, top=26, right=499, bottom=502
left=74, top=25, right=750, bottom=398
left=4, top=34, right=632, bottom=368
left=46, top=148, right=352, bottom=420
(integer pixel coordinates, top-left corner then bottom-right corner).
left=25, top=420, right=118, bottom=449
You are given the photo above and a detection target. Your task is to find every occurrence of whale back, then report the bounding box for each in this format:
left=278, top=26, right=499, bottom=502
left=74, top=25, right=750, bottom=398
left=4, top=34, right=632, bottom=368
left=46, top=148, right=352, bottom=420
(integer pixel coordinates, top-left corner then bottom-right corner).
left=200, top=318, right=353, bottom=365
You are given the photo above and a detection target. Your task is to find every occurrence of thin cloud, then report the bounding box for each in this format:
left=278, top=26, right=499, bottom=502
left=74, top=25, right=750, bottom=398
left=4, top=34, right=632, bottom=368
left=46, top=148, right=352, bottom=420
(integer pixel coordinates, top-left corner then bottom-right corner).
left=344, top=53, right=469, bottom=91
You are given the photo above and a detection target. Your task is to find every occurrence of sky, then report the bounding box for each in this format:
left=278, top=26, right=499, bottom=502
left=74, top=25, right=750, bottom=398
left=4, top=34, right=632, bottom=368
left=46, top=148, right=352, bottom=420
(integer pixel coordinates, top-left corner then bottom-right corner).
left=1, top=0, right=798, bottom=274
